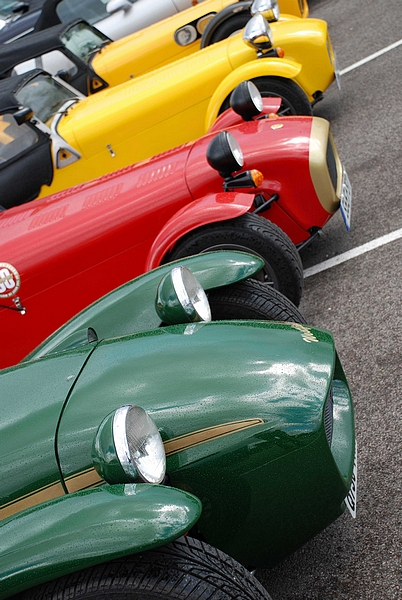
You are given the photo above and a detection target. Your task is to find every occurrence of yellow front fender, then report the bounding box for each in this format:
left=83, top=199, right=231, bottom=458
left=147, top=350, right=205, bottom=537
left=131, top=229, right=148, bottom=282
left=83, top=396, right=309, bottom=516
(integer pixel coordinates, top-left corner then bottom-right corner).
left=205, top=58, right=302, bottom=130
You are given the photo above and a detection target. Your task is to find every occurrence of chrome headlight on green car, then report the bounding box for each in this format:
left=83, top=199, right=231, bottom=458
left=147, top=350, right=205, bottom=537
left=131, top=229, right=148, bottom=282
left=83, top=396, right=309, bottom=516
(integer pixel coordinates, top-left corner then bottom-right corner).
left=92, top=405, right=166, bottom=484
left=156, top=266, right=212, bottom=324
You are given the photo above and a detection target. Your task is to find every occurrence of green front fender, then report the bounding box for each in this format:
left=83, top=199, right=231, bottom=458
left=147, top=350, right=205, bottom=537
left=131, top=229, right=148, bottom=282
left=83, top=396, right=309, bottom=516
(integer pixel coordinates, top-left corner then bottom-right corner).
left=24, top=251, right=264, bottom=361
left=0, top=484, right=202, bottom=600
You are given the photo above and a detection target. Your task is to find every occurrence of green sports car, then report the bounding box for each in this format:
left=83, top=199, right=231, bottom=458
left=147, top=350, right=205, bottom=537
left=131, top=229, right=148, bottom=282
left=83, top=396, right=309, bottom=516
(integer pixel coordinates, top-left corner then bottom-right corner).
left=0, top=251, right=356, bottom=600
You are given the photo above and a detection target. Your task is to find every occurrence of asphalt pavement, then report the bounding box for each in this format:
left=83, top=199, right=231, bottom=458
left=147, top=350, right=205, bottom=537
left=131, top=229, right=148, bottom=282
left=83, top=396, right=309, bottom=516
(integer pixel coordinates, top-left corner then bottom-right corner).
left=256, top=0, right=402, bottom=598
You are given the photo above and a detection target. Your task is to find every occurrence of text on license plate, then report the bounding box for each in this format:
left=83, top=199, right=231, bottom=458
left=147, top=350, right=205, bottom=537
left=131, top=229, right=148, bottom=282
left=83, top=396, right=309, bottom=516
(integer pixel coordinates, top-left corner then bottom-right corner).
left=345, top=445, right=357, bottom=518
left=340, top=169, right=352, bottom=231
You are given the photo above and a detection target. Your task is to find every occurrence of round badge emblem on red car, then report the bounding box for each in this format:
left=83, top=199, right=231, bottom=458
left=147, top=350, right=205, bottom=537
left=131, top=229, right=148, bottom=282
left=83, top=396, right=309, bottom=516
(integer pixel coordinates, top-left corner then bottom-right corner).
left=0, top=263, right=21, bottom=298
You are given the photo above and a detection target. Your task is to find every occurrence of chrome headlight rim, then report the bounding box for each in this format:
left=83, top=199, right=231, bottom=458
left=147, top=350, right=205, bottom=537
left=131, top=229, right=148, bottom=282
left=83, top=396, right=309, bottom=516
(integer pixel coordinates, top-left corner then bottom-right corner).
left=250, top=0, right=280, bottom=22
left=230, top=80, right=263, bottom=120
left=113, top=404, right=166, bottom=485
left=243, top=14, right=274, bottom=52
left=155, top=265, right=212, bottom=324
left=171, top=266, right=212, bottom=323
left=206, top=130, right=244, bottom=177
left=226, top=131, right=244, bottom=169
left=90, top=404, right=167, bottom=486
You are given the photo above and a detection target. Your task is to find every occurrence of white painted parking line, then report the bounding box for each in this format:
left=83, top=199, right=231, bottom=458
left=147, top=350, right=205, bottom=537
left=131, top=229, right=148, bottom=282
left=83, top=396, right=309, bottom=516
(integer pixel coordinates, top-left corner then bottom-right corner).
left=304, top=228, right=402, bottom=278
left=340, top=39, right=402, bottom=75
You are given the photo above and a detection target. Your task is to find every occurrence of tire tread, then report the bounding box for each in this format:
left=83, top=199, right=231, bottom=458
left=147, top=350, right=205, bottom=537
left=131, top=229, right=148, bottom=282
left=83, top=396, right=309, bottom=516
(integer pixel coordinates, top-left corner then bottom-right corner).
left=21, top=537, right=272, bottom=600
left=208, top=279, right=306, bottom=323
left=167, top=213, right=303, bottom=305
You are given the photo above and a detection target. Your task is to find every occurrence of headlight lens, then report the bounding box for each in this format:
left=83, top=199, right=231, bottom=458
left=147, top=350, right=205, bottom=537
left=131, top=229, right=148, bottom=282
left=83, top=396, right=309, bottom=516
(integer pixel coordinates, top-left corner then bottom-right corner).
left=250, top=0, right=280, bottom=22
left=206, top=131, right=244, bottom=177
left=92, top=405, right=166, bottom=485
left=174, top=24, right=197, bottom=46
left=243, top=14, right=274, bottom=52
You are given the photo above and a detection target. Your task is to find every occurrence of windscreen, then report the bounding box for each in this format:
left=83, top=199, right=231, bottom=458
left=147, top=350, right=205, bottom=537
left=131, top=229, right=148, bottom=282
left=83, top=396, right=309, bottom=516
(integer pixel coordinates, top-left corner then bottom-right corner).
left=57, top=0, right=110, bottom=26
left=0, top=113, right=38, bottom=164
left=15, top=72, right=78, bottom=123
left=61, top=21, right=110, bottom=64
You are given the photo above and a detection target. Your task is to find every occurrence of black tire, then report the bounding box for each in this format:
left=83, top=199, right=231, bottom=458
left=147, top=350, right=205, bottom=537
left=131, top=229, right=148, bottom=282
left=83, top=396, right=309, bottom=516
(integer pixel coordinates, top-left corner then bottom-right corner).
left=208, top=279, right=306, bottom=323
left=165, top=213, right=303, bottom=306
left=220, top=76, right=313, bottom=116
left=22, top=536, right=273, bottom=600
left=208, top=13, right=251, bottom=45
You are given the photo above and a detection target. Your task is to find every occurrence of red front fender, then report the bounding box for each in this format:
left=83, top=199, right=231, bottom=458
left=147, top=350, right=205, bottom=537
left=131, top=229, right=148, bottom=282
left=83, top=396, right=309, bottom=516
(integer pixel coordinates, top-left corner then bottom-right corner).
left=209, top=97, right=283, bottom=133
left=145, top=192, right=255, bottom=270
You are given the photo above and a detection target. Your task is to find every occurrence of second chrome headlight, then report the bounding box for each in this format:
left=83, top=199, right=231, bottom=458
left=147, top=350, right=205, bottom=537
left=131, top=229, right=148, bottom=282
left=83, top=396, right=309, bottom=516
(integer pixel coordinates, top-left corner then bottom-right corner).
left=92, top=405, right=166, bottom=485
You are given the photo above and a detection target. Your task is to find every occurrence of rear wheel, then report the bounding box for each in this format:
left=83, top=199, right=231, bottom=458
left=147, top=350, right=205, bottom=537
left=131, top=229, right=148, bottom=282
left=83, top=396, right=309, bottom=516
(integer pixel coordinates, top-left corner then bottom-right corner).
left=208, top=279, right=306, bottom=323
left=220, top=76, right=313, bottom=116
left=165, top=213, right=303, bottom=306
left=22, top=536, right=273, bottom=600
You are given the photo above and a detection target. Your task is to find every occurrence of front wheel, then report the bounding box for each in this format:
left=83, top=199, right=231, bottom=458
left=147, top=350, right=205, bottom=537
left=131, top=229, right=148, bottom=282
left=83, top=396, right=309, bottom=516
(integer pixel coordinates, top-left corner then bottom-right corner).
left=165, top=213, right=303, bottom=306
left=208, top=279, right=306, bottom=323
left=22, top=536, right=273, bottom=600
left=207, top=12, right=251, bottom=45
left=220, top=76, right=313, bottom=116
left=253, top=76, right=313, bottom=116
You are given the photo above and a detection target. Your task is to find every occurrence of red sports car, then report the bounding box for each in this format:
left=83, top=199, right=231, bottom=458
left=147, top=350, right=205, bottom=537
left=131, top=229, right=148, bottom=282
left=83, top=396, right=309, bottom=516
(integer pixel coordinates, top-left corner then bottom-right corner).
left=0, top=86, right=351, bottom=368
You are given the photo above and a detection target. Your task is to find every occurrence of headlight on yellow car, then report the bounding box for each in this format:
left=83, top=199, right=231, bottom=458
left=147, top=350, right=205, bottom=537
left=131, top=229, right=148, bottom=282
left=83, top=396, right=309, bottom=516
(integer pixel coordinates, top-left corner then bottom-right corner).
left=251, top=0, right=280, bottom=22
left=174, top=13, right=216, bottom=46
left=92, top=405, right=166, bottom=484
left=243, top=14, right=274, bottom=53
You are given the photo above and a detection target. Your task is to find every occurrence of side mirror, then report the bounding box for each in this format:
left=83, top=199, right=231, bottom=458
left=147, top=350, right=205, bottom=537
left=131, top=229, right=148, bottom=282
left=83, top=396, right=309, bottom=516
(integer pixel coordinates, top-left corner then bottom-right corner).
left=12, top=2, right=30, bottom=14
left=14, top=106, right=34, bottom=125
left=56, top=69, right=71, bottom=83
left=106, top=0, right=132, bottom=14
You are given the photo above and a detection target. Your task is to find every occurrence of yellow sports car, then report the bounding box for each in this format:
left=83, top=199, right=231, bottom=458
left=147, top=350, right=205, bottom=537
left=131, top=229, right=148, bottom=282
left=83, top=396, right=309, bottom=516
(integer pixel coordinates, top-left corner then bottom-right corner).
left=7, top=0, right=335, bottom=98
left=37, top=0, right=309, bottom=43
left=4, top=56, right=332, bottom=204
left=94, top=0, right=319, bottom=85
left=3, top=14, right=337, bottom=199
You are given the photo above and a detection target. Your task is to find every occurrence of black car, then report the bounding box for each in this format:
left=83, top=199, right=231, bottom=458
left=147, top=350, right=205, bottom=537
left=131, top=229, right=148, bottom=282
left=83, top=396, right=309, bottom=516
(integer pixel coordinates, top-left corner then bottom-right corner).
left=0, top=0, right=111, bottom=43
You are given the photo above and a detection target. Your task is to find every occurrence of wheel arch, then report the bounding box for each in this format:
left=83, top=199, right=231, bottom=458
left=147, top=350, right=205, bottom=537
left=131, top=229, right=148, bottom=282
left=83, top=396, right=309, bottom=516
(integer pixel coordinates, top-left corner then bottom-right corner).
left=0, top=484, right=202, bottom=599
left=200, top=1, right=252, bottom=49
left=145, top=192, right=254, bottom=270
left=208, top=96, right=282, bottom=132
left=204, top=60, right=303, bottom=131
